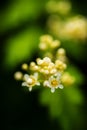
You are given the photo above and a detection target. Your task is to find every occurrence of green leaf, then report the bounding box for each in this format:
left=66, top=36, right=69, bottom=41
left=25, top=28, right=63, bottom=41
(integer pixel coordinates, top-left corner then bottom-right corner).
left=66, top=64, right=84, bottom=85
left=0, top=0, right=46, bottom=32
left=61, top=39, right=86, bottom=63
left=39, top=88, right=63, bottom=118
left=39, top=65, right=84, bottom=130
left=4, top=27, right=42, bottom=69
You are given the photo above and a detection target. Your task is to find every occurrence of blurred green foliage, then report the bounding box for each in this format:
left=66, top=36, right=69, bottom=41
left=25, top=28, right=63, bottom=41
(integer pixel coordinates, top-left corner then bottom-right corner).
left=59, top=37, right=87, bottom=64
left=0, top=0, right=48, bottom=33
left=4, top=27, right=42, bottom=68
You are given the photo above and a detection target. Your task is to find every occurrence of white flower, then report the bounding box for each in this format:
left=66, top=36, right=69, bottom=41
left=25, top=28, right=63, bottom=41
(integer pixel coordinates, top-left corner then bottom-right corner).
left=22, top=73, right=40, bottom=91
left=43, top=73, right=63, bottom=93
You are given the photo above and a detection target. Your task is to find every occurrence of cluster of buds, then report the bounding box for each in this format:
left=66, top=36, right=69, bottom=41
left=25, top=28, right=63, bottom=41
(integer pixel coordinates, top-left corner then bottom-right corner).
left=14, top=35, right=75, bottom=93
left=48, top=16, right=87, bottom=41
left=60, top=16, right=87, bottom=41
left=47, top=0, right=87, bottom=41
left=39, top=35, right=60, bottom=50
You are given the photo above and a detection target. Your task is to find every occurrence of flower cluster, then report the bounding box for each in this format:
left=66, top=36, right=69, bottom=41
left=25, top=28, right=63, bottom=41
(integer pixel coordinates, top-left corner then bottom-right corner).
left=39, top=35, right=60, bottom=50
left=46, top=0, right=87, bottom=41
left=14, top=35, right=75, bottom=93
left=48, top=15, right=87, bottom=41
left=58, top=16, right=87, bottom=41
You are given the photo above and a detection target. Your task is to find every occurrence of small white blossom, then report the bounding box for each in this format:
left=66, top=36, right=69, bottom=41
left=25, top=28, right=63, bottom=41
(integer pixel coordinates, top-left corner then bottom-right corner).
left=43, top=73, right=63, bottom=93
left=22, top=73, right=40, bottom=91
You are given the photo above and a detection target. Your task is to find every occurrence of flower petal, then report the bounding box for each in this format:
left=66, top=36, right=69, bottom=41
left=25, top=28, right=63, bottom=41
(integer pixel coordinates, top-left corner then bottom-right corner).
left=29, top=87, right=32, bottom=91
left=24, top=74, right=29, bottom=80
left=51, top=88, right=55, bottom=93
left=22, top=82, right=27, bottom=86
left=58, top=84, right=64, bottom=89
